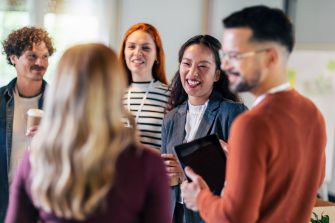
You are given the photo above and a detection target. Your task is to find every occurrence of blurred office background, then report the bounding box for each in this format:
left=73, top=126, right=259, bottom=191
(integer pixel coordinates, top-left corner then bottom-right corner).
left=1, top=0, right=335, bottom=201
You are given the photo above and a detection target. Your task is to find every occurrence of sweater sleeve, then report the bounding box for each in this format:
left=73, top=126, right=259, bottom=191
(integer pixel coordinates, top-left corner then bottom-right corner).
left=5, top=151, right=38, bottom=223
left=198, top=114, right=269, bottom=223
left=141, top=150, right=172, bottom=223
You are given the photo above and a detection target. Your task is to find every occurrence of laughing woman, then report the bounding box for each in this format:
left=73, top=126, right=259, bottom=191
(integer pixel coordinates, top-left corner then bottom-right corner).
left=161, top=35, right=247, bottom=223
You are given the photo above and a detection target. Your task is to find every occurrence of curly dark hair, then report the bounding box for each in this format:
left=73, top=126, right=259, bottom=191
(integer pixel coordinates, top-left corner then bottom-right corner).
left=2, top=26, right=55, bottom=66
left=168, top=35, right=240, bottom=110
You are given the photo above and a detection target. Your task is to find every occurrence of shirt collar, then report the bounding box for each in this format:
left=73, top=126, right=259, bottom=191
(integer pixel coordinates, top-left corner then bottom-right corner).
left=252, top=82, right=291, bottom=107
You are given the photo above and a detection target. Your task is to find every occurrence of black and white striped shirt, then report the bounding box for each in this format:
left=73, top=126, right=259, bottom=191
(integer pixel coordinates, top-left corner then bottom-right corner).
left=123, top=80, right=170, bottom=149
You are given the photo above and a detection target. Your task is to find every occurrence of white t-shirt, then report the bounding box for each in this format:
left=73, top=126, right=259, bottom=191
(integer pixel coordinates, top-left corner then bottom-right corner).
left=9, top=87, right=40, bottom=184
left=184, top=100, right=208, bottom=143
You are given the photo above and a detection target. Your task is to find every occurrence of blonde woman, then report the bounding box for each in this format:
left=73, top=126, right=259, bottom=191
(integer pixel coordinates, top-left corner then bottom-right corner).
left=5, top=43, right=171, bottom=223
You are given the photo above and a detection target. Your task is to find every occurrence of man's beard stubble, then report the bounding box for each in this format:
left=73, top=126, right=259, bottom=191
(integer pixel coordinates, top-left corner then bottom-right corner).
left=228, top=70, right=261, bottom=94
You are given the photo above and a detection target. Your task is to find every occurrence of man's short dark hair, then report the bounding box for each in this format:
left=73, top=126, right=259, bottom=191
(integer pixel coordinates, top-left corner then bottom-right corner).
left=2, top=26, right=55, bottom=66
left=223, top=5, right=294, bottom=53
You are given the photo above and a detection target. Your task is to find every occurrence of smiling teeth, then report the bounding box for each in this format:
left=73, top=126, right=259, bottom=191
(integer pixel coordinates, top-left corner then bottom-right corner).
left=132, top=59, right=144, bottom=64
left=187, top=80, right=200, bottom=86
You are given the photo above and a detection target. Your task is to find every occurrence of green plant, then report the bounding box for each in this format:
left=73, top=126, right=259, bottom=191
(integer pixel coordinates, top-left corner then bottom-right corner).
left=310, top=212, right=330, bottom=223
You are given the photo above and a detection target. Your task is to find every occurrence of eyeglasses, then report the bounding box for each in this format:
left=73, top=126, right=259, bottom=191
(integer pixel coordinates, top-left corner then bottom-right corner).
left=220, top=48, right=271, bottom=62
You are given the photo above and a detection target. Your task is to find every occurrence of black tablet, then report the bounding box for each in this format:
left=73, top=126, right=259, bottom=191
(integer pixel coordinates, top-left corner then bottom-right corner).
left=174, top=134, right=226, bottom=195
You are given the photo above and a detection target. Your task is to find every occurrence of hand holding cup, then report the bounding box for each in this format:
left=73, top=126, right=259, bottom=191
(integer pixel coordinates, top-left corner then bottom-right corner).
left=26, top=109, right=44, bottom=139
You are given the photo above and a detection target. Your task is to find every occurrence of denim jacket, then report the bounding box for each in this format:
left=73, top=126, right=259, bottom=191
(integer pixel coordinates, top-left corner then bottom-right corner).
left=0, top=78, right=47, bottom=222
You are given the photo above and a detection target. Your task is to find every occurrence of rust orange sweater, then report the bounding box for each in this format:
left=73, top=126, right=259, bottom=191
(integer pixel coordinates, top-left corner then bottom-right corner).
left=198, top=90, right=326, bottom=223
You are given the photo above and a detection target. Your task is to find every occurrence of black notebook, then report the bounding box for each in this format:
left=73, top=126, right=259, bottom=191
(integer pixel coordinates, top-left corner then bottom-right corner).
left=174, top=134, right=226, bottom=195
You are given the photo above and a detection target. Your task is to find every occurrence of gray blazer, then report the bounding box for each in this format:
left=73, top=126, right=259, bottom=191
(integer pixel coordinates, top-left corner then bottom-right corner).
left=161, top=90, right=247, bottom=222
left=161, top=90, right=247, bottom=154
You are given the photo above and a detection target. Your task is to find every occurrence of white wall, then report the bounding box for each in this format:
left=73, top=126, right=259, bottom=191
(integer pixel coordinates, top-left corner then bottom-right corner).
left=294, top=0, right=335, bottom=44
left=209, top=0, right=284, bottom=40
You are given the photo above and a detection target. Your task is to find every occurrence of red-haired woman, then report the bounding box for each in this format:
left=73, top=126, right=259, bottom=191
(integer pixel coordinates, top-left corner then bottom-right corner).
left=119, top=23, right=170, bottom=150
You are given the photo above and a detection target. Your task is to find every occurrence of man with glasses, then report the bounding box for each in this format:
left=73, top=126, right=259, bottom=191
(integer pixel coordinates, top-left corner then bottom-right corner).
left=181, top=5, right=326, bottom=223
left=0, top=26, right=55, bottom=221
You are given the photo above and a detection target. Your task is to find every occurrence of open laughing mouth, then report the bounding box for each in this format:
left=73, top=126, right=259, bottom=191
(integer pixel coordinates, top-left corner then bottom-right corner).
left=187, top=79, right=201, bottom=87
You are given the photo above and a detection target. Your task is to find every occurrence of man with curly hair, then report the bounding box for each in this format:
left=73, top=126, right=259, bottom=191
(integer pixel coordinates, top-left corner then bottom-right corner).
left=0, top=26, right=55, bottom=221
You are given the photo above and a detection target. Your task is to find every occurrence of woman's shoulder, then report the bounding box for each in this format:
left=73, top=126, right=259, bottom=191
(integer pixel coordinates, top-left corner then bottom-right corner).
left=115, top=144, right=166, bottom=184
left=220, top=98, right=248, bottom=110
left=164, top=106, right=177, bottom=118
left=153, top=80, right=170, bottom=94
left=118, top=144, right=163, bottom=165
left=210, top=98, right=248, bottom=120
left=163, top=101, right=187, bottom=122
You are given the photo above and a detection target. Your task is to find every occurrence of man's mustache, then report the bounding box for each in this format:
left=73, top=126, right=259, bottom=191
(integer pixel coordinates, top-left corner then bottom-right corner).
left=30, top=65, right=46, bottom=71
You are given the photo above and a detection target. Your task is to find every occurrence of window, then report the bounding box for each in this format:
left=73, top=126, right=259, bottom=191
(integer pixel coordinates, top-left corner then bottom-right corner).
left=1, top=0, right=106, bottom=87
left=0, top=0, right=29, bottom=86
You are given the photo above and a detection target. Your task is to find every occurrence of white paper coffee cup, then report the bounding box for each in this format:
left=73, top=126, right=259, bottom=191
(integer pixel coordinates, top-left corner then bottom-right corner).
left=26, top=109, right=44, bottom=130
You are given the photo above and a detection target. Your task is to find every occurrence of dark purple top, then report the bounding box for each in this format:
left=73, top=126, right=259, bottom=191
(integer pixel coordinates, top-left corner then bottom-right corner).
left=5, top=145, right=171, bottom=223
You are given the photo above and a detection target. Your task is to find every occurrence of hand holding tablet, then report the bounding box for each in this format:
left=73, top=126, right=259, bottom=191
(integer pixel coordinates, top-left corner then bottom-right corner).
left=174, top=134, right=226, bottom=195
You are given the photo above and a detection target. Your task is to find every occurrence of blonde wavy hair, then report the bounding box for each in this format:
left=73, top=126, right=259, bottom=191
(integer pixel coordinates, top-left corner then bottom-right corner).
left=30, top=43, right=137, bottom=220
